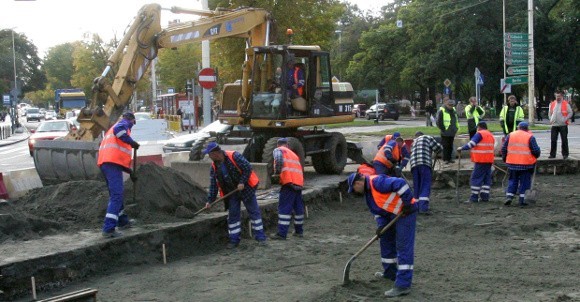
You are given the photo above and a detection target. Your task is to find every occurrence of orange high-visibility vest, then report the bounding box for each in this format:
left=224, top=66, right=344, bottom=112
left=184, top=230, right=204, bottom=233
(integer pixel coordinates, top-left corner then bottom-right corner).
left=212, top=151, right=260, bottom=196
left=369, top=175, right=415, bottom=215
left=357, top=163, right=376, bottom=176
left=276, top=146, right=303, bottom=186
left=506, top=130, right=537, bottom=165
left=471, top=129, right=495, bottom=163
left=550, top=100, right=570, bottom=125
left=373, top=143, right=401, bottom=168
left=294, top=67, right=303, bottom=96
left=97, top=124, right=132, bottom=168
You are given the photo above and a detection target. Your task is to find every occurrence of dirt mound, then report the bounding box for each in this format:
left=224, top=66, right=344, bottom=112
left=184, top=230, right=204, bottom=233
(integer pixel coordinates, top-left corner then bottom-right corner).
left=0, top=163, right=207, bottom=243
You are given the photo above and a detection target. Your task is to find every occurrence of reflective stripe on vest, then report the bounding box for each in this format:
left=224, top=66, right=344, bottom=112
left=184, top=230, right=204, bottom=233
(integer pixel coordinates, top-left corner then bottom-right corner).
left=550, top=100, right=570, bottom=125
left=506, top=130, right=537, bottom=165
left=97, top=125, right=132, bottom=168
left=277, top=146, right=304, bottom=186
left=373, top=144, right=400, bottom=168
left=369, top=175, right=415, bottom=215
left=212, top=151, right=259, bottom=195
left=471, top=130, right=495, bottom=163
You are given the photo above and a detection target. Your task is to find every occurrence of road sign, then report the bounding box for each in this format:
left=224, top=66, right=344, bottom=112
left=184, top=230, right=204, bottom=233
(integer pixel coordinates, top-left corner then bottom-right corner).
left=504, top=42, right=528, bottom=50
left=443, top=79, right=451, bottom=87
left=198, top=68, right=217, bottom=89
left=500, top=79, right=511, bottom=94
left=504, top=33, right=529, bottom=42
left=444, top=87, right=451, bottom=95
left=3, top=94, right=10, bottom=105
left=477, top=75, right=484, bottom=85
left=505, top=76, right=528, bottom=85
left=505, top=58, right=528, bottom=66
left=507, top=66, right=529, bottom=76
left=504, top=50, right=528, bottom=59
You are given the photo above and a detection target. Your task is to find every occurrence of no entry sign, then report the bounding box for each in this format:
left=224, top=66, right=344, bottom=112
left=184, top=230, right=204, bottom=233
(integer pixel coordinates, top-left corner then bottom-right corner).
left=198, top=68, right=217, bottom=89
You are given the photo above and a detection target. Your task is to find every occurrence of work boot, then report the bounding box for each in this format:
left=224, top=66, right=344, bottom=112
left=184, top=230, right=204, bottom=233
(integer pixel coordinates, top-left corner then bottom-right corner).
left=102, top=230, right=123, bottom=238
left=257, top=240, right=268, bottom=246
left=384, top=287, right=411, bottom=298
left=519, top=202, right=529, bottom=207
left=226, top=242, right=239, bottom=249
left=504, top=199, right=512, bottom=206
left=118, top=219, right=136, bottom=230
left=292, top=232, right=304, bottom=238
left=270, top=233, right=286, bottom=240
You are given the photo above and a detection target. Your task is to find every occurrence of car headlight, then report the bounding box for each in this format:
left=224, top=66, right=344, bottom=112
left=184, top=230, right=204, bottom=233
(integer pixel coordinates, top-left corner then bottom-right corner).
left=29, top=139, right=36, bottom=145
left=174, top=143, right=187, bottom=147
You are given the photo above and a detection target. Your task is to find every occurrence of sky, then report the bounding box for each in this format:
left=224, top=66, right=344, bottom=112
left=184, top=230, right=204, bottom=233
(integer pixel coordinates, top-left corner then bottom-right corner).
left=1, top=0, right=388, bottom=56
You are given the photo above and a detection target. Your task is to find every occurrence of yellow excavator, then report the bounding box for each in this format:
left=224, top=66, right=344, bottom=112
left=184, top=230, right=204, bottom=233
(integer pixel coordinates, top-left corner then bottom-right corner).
left=33, top=3, right=363, bottom=185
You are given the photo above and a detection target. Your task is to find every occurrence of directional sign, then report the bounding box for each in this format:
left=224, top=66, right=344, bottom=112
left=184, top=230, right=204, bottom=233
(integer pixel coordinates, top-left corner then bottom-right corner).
left=504, top=33, right=529, bottom=42
left=507, top=66, right=529, bottom=76
left=505, top=76, right=528, bottom=85
left=505, top=58, right=528, bottom=66
left=504, top=41, right=529, bottom=50
left=3, top=94, right=10, bottom=105
left=504, top=50, right=528, bottom=59
left=443, top=79, right=451, bottom=87
left=198, top=68, right=217, bottom=89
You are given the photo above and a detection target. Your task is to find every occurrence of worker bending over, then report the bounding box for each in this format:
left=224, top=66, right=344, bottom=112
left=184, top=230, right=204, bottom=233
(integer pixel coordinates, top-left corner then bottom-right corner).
left=373, top=136, right=409, bottom=177
left=270, top=138, right=305, bottom=240
left=457, top=121, right=496, bottom=203
left=347, top=172, right=417, bottom=298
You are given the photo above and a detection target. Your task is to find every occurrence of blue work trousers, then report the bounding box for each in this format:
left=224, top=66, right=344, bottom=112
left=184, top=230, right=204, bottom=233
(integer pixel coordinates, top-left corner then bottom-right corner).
left=376, top=206, right=417, bottom=289
left=372, top=161, right=396, bottom=177
left=227, top=190, right=266, bottom=243
left=101, top=163, right=129, bottom=233
left=277, top=185, right=304, bottom=237
left=411, top=165, right=432, bottom=212
left=506, top=168, right=533, bottom=204
left=470, top=163, right=492, bottom=202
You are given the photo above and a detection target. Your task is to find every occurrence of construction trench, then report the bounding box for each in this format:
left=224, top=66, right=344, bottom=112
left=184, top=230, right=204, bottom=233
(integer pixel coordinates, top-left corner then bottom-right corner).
left=0, top=158, right=579, bottom=301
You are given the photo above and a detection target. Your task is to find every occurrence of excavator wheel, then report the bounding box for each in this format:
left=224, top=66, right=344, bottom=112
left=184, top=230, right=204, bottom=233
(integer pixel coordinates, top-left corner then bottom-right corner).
left=261, top=137, right=305, bottom=176
left=189, top=137, right=208, bottom=161
left=311, top=153, right=327, bottom=174
left=320, top=132, right=348, bottom=174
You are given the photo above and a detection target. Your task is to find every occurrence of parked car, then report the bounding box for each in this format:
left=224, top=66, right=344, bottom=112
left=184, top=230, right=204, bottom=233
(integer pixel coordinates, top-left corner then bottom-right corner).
left=365, top=103, right=400, bottom=121
left=44, top=110, right=57, bottom=120
left=162, top=120, right=251, bottom=155
left=28, top=120, right=75, bottom=156
left=26, top=108, right=43, bottom=122
left=352, top=104, right=368, bottom=118
left=134, top=112, right=152, bottom=121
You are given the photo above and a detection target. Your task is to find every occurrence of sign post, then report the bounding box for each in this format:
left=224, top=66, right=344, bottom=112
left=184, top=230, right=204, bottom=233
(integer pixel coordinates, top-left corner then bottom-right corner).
left=474, top=68, right=483, bottom=104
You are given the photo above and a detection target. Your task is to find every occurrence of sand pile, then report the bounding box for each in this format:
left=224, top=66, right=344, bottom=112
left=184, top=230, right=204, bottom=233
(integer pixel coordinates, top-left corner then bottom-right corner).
left=0, top=163, right=207, bottom=243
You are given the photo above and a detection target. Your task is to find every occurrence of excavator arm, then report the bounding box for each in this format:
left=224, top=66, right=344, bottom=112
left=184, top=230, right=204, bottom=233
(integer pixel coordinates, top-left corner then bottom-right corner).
left=34, top=3, right=271, bottom=184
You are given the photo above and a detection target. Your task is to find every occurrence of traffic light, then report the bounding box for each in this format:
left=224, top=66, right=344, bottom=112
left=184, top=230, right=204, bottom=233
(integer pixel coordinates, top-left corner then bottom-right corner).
left=186, top=81, right=193, bottom=96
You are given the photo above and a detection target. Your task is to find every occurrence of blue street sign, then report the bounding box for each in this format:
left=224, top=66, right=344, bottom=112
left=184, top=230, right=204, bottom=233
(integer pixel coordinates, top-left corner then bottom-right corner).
left=3, top=94, right=11, bottom=105
left=444, top=87, right=451, bottom=95
left=477, top=75, right=484, bottom=86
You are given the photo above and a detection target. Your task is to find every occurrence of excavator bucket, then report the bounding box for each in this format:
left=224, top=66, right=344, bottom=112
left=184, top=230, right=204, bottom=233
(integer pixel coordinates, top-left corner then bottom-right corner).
left=33, top=140, right=103, bottom=186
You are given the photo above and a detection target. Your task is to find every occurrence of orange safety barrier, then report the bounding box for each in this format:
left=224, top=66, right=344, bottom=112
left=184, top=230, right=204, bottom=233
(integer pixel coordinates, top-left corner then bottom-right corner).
left=0, top=173, right=9, bottom=199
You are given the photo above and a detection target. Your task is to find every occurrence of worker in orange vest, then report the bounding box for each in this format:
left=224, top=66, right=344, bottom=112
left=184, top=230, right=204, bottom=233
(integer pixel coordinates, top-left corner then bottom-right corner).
left=457, top=121, right=496, bottom=203
left=270, top=138, right=305, bottom=240
left=97, top=112, right=140, bottom=238
left=347, top=172, right=417, bottom=298
left=204, top=142, right=267, bottom=248
left=501, top=122, right=541, bottom=206
left=548, top=91, right=572, bottom=159
left=377, top=132, right=401, bottom=150
left=373, top=136, right=409, bottom=176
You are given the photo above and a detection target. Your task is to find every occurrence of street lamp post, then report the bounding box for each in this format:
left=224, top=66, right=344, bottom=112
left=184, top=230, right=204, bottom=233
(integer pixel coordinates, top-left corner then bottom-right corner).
left=11, top=28, right=18, bottom=132
left=334, top=30, right=342, bottom=80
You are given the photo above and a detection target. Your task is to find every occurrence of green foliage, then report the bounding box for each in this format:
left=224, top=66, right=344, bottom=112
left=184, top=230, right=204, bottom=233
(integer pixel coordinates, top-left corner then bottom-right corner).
left=0, top=29, right=45, bottom=97
left=43, top=43, right=76, bottom=90
left=157, top=44, right=202, bottom=93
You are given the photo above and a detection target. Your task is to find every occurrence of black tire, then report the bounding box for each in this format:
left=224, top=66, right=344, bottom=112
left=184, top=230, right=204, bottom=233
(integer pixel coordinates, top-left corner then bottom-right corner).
left=380, top=114, right=385, bottom=121
left=393, top=115, right=399, bottom=121
left=262, top=137, right=306, bottom=175
left=320, top=132, right=348, bottom=174
left=366, top=114, right=371, bottom=120
left=311, top=153, right=327, bottom=174
left=188, top=138, right=208, bottom=161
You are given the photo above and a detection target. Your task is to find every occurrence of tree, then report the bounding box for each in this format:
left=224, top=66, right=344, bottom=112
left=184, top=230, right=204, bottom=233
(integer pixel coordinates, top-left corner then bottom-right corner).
left=71, top=34, right=110, bottom=97
left=0, top=29, right=45, bottom=99
left=157, top=44, right=202, bottom=93
left=43, top=43, right=77, bottom=90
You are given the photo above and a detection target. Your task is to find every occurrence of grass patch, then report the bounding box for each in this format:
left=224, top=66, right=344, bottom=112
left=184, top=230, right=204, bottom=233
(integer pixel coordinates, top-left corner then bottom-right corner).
left=352, top=124, right=550, bottom=138
left=324, top=120, right=396, bottom=128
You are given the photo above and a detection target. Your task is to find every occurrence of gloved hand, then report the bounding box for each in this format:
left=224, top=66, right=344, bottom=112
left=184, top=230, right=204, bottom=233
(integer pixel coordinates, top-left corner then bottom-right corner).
left=271, top=174, right=280, bottom=183
left=402, top=204, right=415, bottom=216
left=394, top=166, right=402, bottom=177
left=130, top=173, right=138, bottom=182
left=130, top=141, right=140, bottom=150
left=456, top=147, right=462, bottom=153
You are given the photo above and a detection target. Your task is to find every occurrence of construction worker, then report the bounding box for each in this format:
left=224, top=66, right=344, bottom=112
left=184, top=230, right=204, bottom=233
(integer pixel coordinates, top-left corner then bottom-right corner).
left=270, top=138, right=305, bottom=240
left=499, top=95, right=525, bottom=135
left=377, top=131, right=401, bottom=150
left=548, top=91, right=572, bottom=159
left=457, top=121, right=496, bottom=203
left=373, top=136, right=409, bottom=177
left=204, top=142, right=267, bottom=248
left=97, top=112, right=140, bottom=238
left=465, top=96, right=486, bottom=138
left=501, top=122, right=541, bottom=206
left=436, top=97, right=460, bottom=164
left=357, top=162, right=376, bottom=176
left=410, top=131, right=442, bottom=214
left=347, top=172, right=417, bottom=298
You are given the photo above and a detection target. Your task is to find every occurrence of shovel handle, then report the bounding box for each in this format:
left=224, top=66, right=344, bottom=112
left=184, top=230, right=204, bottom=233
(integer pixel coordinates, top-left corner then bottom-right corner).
left=192, top=188, right=240, bottom=218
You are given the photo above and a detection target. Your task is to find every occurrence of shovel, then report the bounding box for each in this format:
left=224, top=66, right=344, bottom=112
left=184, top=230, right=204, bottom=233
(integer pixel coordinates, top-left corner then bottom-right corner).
left=524, top=165, right=538, bottom=204
left=191, top=188, right=240, bottom=218
left=455, top=151, right=461, bottom=203
left=342, top=212, right=403, bottom=285
left=132, top=148, right=137, bottom=204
